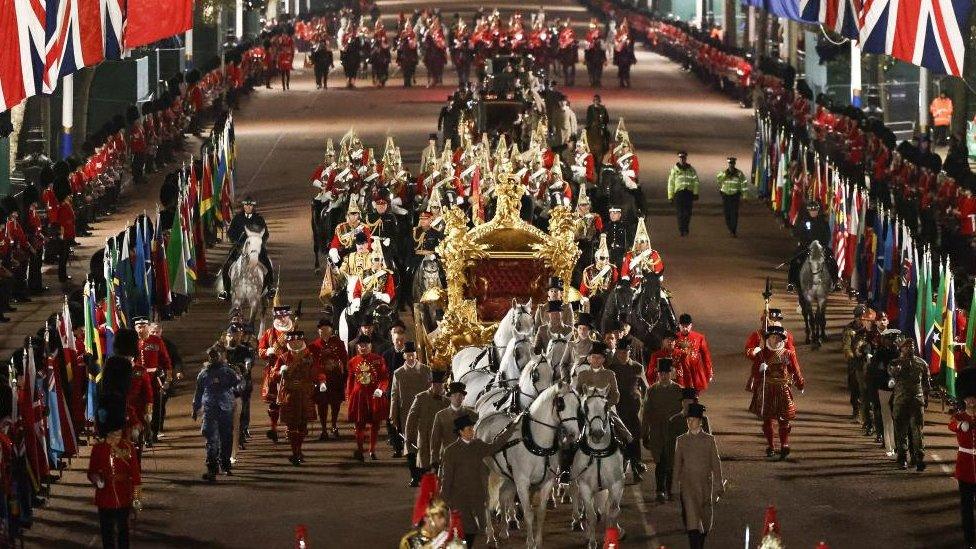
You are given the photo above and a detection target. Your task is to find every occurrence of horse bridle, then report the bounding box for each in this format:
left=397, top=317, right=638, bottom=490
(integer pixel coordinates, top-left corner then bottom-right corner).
left=580, top=391, right=611, bottom=439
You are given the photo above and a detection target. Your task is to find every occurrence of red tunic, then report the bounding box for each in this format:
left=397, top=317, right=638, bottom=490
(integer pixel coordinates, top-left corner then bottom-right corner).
left=308, top=336, right=348, bottom=405
left=674, top=330, right=713, bottom=392
left=258, top=327, right=288, bottom=403
left=87, top=439, right=141, bottom=508
left=137, top=335, right=172, bottom=377
left=345, top=353, right=389, bottom=424
left=747, top=348, right=804, bottom=420
left=126, top=366, right=153, bottom=432
left=950, top=412, right=976, bottom=483
left=620, top=249, right=664, bottom=283
left=743, top=329, right=796, bottom=360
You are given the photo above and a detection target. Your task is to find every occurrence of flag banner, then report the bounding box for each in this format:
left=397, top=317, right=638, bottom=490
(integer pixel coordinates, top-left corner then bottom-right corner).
left=0, top=0, right=47, bottom=111
left=858, top=0, right=971, bottom=76
left=123, top=0, right=192, bottom=49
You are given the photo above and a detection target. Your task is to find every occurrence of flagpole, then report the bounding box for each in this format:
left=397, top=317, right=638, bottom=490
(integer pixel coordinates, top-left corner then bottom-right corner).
left=61, top=74, right=74, bottom=159
left=850, top=42, right=861, bottom=108
left=918, top=66, right=929, bottom=135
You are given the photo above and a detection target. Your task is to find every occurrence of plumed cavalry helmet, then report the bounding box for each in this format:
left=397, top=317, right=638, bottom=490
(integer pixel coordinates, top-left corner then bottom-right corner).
left=634, top=218, right=650, bottom=246
left=324, top=138, right=335, bottom=161
left=346, top=197, right=361, bottom=215
left=369, top=237, right=386, bottom=264
left=595, top=234, right=609, bottom=260
left=576, top=182, right=591, bottom=208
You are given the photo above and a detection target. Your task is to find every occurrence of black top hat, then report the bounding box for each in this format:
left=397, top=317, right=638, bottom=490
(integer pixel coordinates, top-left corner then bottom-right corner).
left=687, top=402, right=706, bottom=418
left=616, top=337, right=631, bottom=351
left=431, top=370, right=447, bottom=383
left=589, top=341, right=608, bottom=355
left=657, top=357, right=673, bottom=372
left=548, top=276, right=564, bottom=290
left=446, top=382, right=467, bottom=396
left=356, top=335, right=372, bottom=345
left=286, top=330, right=305, bottom=341
left=355, top=232, right=368, bottom=244
left=765, top=325, right=786, bottom=339
left=360, top=315, right=375, bottom=326
left=428, top=133, right=438, bottom=140
left=767, top=308, right=783, bottom=320
left=681, top=387, right=699, bottom=400
left=575, top=313, right=593, bottom=327
left=453, top=414, right=476, bottom=432
left=404, top=341, right=417, bottom=353
left=547, top=300, right=563, bottom=313
left=317, top=317, right=332, bottom=328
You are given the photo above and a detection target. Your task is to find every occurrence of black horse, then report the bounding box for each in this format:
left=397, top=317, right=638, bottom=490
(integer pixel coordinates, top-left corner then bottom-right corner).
left=600, top=275, right=677, bottom=352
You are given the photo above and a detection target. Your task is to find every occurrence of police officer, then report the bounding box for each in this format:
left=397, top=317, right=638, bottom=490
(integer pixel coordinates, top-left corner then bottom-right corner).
left=192, top=345, right=242, bottom=481
left=716, top=156, right=747, bottom=237
left=889, top=337, right=930, bottom=471
left=667, top=151, right=700, bottom=237
left=220, top=197, right=275, bottom=299
left=223, top=323, right=256, bottom=448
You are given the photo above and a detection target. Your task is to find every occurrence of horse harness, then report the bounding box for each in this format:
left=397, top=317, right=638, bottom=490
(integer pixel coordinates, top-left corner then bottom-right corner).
left=490, top=394, right=580, bottom=488
left=572, top=392, right=619, bottom=491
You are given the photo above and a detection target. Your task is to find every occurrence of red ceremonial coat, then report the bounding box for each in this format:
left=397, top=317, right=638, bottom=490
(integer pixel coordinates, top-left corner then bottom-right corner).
left=746, top=348, right=804, bottom=420
left=674, top=330, right=713, bottom=391
left=743, top=328, right=796, bottom=360
left=126, top=366, right=153, bottom=432
left=620, top=249, right=664, bottom=284
left=950, top=412, right=976, bottom=483
left=277, top=350, right=324, bottom=428
left=345, top=353, right=389, bottom=424
left=308, top=336, right=348, bottom=405
left=87, top=438, right=141, bottom=509
left=259, top=327, right=287, bottom=403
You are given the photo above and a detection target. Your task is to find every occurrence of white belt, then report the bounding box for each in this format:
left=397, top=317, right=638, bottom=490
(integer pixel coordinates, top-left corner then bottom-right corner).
left=959, top=447, right=976, bottom=456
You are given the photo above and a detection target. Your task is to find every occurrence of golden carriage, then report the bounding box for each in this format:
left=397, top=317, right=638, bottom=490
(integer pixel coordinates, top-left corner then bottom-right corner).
left=417, top=173, right=580, bottom=369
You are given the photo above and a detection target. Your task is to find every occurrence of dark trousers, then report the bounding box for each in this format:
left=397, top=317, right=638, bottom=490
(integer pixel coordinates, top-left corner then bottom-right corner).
left=628, top=187, right=646, bottom=215
left=562, top=63, right=576, bottom=86
left=962, top=481, right=976, bottom=545
left=387, top=421, right=404, bottom=455
left=846, top=360, right=861, bottom=418
left=204, top=410, right=234, bottom=470
left=50, top=238, right=69, bottom=282
left=674, top=189, right=695, bottom=235
left=313, top=67, right=329, bottom=88
left=407, top=452, right=422, bottom=483
left=721, top=193, right=741, bottom=235
left=655, top=453, right=674, bottom=494
left=934, top=125, right=949, bottom=145
left=98, top=507, right=131, bottom=549
left=239, top=385, right=252, bottom=438
left=150, top=377, right=165, bottom=439
left=687, top=529, right=707, bottom=549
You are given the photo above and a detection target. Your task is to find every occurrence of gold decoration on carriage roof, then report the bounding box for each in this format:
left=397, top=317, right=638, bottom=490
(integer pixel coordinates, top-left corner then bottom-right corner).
left=532, top=205, right=580, bottom=286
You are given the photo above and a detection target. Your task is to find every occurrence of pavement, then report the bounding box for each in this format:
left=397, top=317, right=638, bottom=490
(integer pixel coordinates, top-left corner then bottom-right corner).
left=20, top=2, right=966, bottom=548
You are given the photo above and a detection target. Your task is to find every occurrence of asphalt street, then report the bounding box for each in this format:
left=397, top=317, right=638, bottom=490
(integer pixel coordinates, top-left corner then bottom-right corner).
left=18, top=1, right=965, bottom=547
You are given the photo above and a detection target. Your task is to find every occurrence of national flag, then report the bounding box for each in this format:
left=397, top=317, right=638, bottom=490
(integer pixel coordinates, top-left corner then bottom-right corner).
left=800, top=0, right=863, bottom=39
left=897, top=240, right=916, bottom=334
left=938, top=269, right=956, bottom=395
left=123, top=0, right=193, bottom=49
left=132, top=217, right=150, bottom=317
left=0, top=0, right=47, bottom=112
left=83, top=280, right=101, bottom=422
left=100, top=0, right=124, bottom=59
left=200, top=153, right=215, bottom=222
left=43, top=0, right=105, bottom=93
left=858, top=0, right=971, bottom=76
left=914, top=248, right=930, bottom=352
left=166, top=190, right=188, bottom=294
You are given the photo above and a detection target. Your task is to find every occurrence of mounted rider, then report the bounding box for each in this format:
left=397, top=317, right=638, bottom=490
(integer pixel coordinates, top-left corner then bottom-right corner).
left=620, top=218, right=664, bottom=287
left=351, top=237, right=396, bottom=305
left=220, top=196, right=275, bottom=300
left=580, top=234, right=618, bottom=319
left=329, top=197, right=372, bottom=266
left=787, top=201, right=838, bottom=293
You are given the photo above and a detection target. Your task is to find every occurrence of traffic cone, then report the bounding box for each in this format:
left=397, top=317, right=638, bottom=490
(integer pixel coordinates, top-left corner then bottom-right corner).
left=603, top=526, right=620, bottom=548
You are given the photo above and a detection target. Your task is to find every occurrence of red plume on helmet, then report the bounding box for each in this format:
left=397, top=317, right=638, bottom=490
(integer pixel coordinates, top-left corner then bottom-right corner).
left=411, top=473, right=440, bottom=526
left=602, top=526, right=620, bottom=548
left=763, top=505, right=781, bottom=536
left=448, top=509, right=465, bottom=541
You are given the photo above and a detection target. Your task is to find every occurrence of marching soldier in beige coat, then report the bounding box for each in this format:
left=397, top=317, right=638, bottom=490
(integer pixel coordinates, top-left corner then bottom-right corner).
left=404, top=371, right=448, bottom=478
left=673, top=402, right=725, bottom=549
left=390, top=343, right=432, bottom=487
left=440, top=414, right=522, bottom=548
left=429, top=382, right=478, bottom=469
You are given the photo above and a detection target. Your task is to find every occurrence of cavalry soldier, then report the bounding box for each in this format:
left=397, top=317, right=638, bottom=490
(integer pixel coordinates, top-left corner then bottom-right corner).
left=950, top=369, right=976, bottom=548
left=365, top=189, right=401, bottom=253
left=404, top=370, right=449, bottom=484
left=673, top=402, right=725, bottom=549
left=620, top=218, right=664, bottom=286
left=430, top=382, right=478, bottom=469
left=675, top=314, right=714, bottom=392
left=340, top=231, right=372, bottom=284
left=667, top=151, right=701, bottom=237
left=192, top=345, right=241, bottom=480
left=609, top=122, right=642, bottom=215
left=258, top=306, right=295, bottom=442
left=311, top=139, right=338, bottom=220
left=346, top=336, right=390, bottom=461
left=352, top=238, right=396, bottom=305
left=557, top=18, right=578, bottom=86
left=612, top=20, right=636, bottom=88
left=841, top=304, right=868, bottom=420
left=609, top=338, right=648, bottom=481
left=534, top=276, right=574, bottom=327
left=571, top=136, right=597, bottom=187
left=396, top=27, right=420, bottom=87
left=413, top=211, right=443, bottom=263
left=604, top=205, right=630, bottom=267
left=439, top=413, right=523, bottom=548
left=580, top=234, right=618, bottom=319
left=390, top=341, right=429, bottom=474
left=135, top=317, right=173, bottom=445
left=716, top=156, right=748, bottom=237
left=642, top=357, right=684, bottom=502
left=583, top=23, right=606, bottom=87
left=277, top=331, right=326, bottom=465
left=329, top=198, right=372, bottom=266
left=534, top=300, right=574, bottom=355
left=746, top=325, right=805, bottom=460
left=220, top=197, right=275, bottom=299
left=222, top=323, right=256, bottom=448
left=308, top=317, right=348, bottom=440
left=889, top=336, right=930, bottom=471
left=572, top=187, right=602, bottom=281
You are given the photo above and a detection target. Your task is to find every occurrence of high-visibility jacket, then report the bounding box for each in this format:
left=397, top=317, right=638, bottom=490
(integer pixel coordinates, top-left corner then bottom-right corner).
left=930, top=97, right=953, bottom=127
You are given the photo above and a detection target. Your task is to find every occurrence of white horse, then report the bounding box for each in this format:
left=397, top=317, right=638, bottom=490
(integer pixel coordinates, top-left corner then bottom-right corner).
left=478, top=383, right=582, bottom=548
left=799, top=240, right=832, bottom=348
left=571, top=388, right=626, bottom=548
left=217, top=227, right=268, bottom=327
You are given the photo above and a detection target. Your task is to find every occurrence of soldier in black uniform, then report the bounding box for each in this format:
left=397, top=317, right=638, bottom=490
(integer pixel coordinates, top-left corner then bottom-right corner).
left=223, top=323, right=256, bottom=447
left=220, top=197, right=275, bottom=299
left=412, top=211, right=443, bottom=268
left=787, top=201, right=838, bottom=293
left=604, top=205, right=631, bottom=267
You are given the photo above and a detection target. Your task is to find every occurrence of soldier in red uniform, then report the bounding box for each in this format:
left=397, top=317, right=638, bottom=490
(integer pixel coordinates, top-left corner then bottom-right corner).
left=308, top=317, right=348, bottom=440
left=952, top=369, right=976, bottom=548
left=345, top=336, right=389, bottom=461
left=135, top=317, right=172, bottom=445
left=746, top=326, right=805, bottom=460
left=674, top=314, right=714, bottom=392
left=258, top=306, right=295, bottom=442
left=88, top=405, right=142, bottom=549
left=126, top=351, right=154, bottom=455
left=277, top=331, right=326, bottom=465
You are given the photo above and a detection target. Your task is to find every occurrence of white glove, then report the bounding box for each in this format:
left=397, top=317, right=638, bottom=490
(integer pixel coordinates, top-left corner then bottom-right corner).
left=887, top=379, right=896, bottom=389
left=279, top=365, right=288, bottom=374
left=751, top=346, right=762, bottom=357
left=375, top=293, right=391, bottom=304
left=455, top=196, right=465, bottom=205
left=94, top=476, right=105, bottom=489
left=759, top=363, right=768, bottom=373
left=962, top=421, right=971, bottom=432
left=329, top=248, right=341, bottom=264
left=373, top=388, right=383, bottom=398
left=319, top=383, right=327, bottom=392
left=264, top=348, right=276, bottom=358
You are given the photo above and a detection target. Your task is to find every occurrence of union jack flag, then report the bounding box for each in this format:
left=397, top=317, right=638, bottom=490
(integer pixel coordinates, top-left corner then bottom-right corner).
left=100, top=0, right=123, bottom=60
left=800, top=0, right=863, bottom=39
left=0, top=0, right=47, bottom=112
left=859, top=0, right=972, bottom=76
left=43, top=0, right=104, bottom=93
